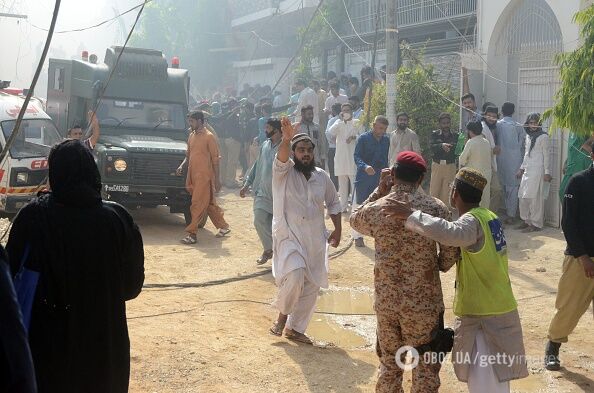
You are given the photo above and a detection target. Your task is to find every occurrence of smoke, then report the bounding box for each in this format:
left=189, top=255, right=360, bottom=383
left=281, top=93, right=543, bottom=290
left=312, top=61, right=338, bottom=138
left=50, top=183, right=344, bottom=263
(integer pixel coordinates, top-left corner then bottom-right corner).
left=0, top=0, right=140, bottom=98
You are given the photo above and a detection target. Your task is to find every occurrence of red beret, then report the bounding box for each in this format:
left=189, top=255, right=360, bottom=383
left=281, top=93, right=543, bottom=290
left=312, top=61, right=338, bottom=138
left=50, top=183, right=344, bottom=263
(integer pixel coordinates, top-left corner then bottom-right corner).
left=396, top=151, right=427, bottom=172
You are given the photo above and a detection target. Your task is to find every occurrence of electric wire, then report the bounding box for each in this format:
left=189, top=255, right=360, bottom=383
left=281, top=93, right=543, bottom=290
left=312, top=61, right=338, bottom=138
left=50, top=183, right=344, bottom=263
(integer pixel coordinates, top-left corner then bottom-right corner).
left=318, top=6, right=590, bottom=161
left=342, top=0, right=373, bottom=45
left=269, top=0, right=326, bottom=97
left=27, top=0, right=150, bottom=34
left=0, top=0, right=61, bottom=165
left=86, top=0, right=148, bottom=138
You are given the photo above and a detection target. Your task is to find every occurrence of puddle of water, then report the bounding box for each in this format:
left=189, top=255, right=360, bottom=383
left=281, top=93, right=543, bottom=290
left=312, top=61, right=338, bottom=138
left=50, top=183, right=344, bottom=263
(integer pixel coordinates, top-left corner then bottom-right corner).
left=315, top=289, right=374, bottom=315
left=306, top=315, right=368, bottom=347
left=303, top=288, right=376, bottom=348
left=511, top=374, right=549, bottom=393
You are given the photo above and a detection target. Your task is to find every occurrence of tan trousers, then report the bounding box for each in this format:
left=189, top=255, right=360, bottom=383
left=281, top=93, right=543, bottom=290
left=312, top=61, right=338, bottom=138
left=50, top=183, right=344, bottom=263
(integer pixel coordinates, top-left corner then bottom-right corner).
left=429, top=162, right=456, bottom=206
left=375, top=304, right=442, bottom=393
left=219, top=138, right=241, bottom=187
left=489, top=171, right=503, bottom=212
left=548, top=255, right=594, bottom=343
left=185, top=181, right=228, bottom=235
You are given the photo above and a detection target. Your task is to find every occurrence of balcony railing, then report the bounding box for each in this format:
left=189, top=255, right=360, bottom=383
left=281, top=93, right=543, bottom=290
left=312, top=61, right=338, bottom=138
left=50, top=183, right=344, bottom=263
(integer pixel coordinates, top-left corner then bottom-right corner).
left=229, top=0, right=281, bottom=20
left=349, top=0, right=476, bottom=36
left=230, top=0, right=319, bottom=22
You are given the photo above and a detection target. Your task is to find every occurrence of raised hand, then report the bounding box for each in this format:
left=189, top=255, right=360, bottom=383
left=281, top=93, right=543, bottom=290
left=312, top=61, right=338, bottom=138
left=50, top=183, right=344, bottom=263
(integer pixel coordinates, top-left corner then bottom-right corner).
left=281, top=117, right=297, bottom=142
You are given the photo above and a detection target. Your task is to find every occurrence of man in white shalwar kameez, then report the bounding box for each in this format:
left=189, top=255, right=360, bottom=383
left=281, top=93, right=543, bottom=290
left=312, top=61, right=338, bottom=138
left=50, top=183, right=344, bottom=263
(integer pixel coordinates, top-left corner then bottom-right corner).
left=517, top=113, right=551, bottom=232
left=269, top=118, right=342, bottom=344
left=327, top=103, right=363, bottom=212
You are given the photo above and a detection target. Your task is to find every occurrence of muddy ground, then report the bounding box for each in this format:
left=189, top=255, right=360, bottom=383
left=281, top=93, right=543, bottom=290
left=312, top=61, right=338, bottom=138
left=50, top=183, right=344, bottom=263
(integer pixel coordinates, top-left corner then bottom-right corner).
left=75, top=189, right=592, bottom=392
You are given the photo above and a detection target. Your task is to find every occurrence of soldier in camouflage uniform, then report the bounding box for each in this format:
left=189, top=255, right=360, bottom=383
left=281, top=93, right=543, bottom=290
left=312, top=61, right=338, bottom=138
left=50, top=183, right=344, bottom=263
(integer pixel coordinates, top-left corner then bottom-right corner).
left=350, top=151, right=460, bottom=393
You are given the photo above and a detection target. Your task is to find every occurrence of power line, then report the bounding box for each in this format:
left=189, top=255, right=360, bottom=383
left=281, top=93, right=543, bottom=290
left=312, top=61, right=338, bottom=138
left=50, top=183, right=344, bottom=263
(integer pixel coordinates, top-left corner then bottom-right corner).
left=342, top=0, right=372, bottom=45
left=0, top=0, right=61, bottom=165
left=87, top=0, right=148, bottom=137
left=319, top=11, right=362, bottom=61
left=27, top=0, right=149, bottom=34
left=428, top=0, right=523, bottom=99
left=269, top=0, right=326, bottom=96
left=320, top=8, right=558, bottom=133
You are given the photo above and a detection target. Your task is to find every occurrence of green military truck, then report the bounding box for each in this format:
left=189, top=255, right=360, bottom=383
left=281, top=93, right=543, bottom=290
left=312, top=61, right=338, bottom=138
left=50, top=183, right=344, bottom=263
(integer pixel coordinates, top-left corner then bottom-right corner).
left=47, top=46, right=192, bottom=221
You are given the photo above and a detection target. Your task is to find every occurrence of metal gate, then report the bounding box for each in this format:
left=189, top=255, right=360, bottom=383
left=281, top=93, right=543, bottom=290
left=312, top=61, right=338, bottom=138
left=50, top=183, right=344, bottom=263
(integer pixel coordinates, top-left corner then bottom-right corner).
left=517, top=66, right=566, bottom=227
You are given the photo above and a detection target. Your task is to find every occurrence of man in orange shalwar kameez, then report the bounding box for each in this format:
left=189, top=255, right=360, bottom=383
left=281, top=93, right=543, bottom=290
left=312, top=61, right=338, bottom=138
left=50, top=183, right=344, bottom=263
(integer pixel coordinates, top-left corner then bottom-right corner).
left=177, top=110, right=231, bottom=244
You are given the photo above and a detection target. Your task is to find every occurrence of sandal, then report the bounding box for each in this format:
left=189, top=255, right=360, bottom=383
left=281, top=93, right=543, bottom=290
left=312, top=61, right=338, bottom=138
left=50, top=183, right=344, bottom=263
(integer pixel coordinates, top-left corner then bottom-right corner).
left=269, top=320, right=285, bottom=336
left=256, top=250, right=273, bottom=265
left=181, top=234, right=197, bottom=244
left=215, top=228, right=231, bottom=238
left=285, top=329, right=313, bottom=345
left=516, top=222, right=530, bottom=230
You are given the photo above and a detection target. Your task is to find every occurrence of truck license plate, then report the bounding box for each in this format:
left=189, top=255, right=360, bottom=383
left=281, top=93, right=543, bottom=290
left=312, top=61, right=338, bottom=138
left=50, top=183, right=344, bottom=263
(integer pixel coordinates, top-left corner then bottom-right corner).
left=104, top=184, right=129, bottom=192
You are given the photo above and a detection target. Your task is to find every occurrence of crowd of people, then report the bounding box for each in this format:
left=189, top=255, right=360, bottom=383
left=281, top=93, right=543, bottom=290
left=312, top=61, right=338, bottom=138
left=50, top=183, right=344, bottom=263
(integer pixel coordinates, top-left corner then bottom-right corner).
left=1, top=65, right=593, bottom=393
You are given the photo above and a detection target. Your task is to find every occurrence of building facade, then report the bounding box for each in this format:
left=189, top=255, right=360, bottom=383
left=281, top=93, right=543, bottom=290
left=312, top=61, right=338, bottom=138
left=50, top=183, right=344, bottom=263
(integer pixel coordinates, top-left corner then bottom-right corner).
left=471, top=0, right=587, bottom=226
left=326, top=0, right=477, bottom=97
left=228, top=0, right=321, bottom=101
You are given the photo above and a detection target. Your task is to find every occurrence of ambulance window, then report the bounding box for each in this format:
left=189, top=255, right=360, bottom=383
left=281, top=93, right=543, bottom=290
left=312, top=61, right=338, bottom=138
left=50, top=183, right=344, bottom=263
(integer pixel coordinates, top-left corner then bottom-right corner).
left=53, top=67, right=65, bottom=91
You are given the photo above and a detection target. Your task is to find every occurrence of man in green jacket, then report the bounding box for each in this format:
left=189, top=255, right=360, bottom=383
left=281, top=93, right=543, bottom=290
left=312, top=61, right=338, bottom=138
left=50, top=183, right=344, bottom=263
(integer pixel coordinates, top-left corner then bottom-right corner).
left=383, top=167, right=528, bottom=393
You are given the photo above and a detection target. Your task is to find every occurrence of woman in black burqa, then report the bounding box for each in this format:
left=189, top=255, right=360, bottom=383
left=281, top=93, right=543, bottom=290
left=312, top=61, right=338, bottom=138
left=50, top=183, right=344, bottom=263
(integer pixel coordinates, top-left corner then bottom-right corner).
left=7, top=139, right=145, bottom=393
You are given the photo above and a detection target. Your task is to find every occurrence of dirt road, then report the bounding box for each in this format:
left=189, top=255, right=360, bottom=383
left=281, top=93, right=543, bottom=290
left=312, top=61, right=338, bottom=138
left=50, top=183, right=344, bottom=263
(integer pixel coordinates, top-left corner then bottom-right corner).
left=126, top=190, right=593, bottom=393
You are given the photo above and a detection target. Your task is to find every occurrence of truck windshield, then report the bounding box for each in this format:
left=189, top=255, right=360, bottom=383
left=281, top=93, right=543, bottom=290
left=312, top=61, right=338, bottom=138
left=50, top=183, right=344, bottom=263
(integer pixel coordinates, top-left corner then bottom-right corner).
left=0, top=119, right=62, bottom=159
left=97, top=99, right=186, bottom=130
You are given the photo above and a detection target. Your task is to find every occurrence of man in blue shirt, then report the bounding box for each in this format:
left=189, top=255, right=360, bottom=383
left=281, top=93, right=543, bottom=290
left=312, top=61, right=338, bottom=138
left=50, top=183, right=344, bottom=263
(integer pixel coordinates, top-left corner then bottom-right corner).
left=240, top=118, right=282, bottom=264
left=496, top=102, right=525, bottom=223
left=352, top=115, right=390, bottom=247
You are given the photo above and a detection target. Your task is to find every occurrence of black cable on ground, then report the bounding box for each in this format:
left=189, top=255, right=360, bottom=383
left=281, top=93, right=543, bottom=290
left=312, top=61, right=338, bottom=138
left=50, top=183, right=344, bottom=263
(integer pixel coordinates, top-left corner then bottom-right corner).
left=142, top=236, right=354, bottom=292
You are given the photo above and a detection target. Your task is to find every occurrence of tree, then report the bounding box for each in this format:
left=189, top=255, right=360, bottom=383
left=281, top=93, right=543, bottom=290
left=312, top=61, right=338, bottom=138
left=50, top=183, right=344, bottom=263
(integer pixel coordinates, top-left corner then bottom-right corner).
left=544, top=5, right=594, bottom=137
left=368, top=46, right=459, bottom=157
left=294, top=0, right=348, bottom=81
left=130, top=0, right=231, bottom=92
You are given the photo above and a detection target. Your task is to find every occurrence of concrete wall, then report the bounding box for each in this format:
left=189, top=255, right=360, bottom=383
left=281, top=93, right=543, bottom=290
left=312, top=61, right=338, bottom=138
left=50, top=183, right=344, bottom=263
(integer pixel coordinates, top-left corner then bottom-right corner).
left=478, top=0, right=582, bottom=107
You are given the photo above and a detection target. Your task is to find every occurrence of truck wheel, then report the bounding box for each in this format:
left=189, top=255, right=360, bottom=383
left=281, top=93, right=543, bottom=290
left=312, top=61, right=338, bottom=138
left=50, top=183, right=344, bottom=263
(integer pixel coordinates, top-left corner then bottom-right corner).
left=1, top=212, right=16, bottom=222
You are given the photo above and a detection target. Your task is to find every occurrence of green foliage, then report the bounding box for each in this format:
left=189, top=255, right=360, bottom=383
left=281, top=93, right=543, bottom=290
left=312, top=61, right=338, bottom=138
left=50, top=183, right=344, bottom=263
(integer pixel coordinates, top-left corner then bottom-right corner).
left=130, top=0, right=230, bottom=90
left=367, top=50, right=459, bottom=157
left=295, top=0, right=348, bottom=81
left=543, top=4, right=594, bottom=137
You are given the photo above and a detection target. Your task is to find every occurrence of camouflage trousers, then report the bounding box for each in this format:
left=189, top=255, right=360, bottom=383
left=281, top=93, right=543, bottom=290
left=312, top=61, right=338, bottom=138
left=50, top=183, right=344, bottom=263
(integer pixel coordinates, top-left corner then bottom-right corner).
left=375, top=301, right=443, bottom=393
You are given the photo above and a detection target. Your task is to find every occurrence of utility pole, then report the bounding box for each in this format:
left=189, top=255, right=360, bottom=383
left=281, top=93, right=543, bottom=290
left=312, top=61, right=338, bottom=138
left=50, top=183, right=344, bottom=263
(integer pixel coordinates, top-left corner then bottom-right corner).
left=385, top=0, right=398, bottom=127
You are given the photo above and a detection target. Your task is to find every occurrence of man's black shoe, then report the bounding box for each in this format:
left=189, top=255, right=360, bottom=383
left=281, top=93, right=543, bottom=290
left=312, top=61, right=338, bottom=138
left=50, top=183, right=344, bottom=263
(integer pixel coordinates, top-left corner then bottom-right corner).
left=544, top=341, right=561, bottom=371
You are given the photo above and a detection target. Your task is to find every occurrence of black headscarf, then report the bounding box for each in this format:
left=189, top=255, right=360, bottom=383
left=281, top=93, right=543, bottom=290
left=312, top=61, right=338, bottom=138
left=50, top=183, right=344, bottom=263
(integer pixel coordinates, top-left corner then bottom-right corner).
left=48, top=140, right=101, bottom=207
left=524, top=112, right=546, bottom=155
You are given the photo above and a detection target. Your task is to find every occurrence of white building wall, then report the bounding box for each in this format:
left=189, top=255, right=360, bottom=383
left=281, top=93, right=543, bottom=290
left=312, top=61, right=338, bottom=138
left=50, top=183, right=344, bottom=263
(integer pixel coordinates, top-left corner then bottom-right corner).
left=478, top=0, right=581, bottom=108
left=475, top=0, right=586, bottom=227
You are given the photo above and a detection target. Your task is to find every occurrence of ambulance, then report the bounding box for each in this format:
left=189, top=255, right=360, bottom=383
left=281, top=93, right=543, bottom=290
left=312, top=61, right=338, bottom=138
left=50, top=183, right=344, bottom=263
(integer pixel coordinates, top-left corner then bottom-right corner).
left=0, top=91, right=62, bottom=216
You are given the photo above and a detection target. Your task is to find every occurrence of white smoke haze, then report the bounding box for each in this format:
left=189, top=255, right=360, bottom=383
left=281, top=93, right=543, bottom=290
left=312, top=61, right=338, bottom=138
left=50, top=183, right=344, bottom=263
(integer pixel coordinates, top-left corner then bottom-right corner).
left=0, top=0, right=140, bottom=98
